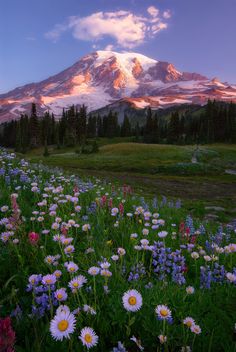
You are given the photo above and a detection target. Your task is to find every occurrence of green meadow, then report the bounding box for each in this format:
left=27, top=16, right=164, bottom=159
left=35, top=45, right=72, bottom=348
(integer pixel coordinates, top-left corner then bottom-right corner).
left=25, top=141, right=236, bottom=222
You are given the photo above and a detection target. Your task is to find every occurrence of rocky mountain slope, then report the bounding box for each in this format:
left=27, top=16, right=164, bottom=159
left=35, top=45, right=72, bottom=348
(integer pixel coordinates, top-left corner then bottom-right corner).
left=1, top=50, right=236, bottom=121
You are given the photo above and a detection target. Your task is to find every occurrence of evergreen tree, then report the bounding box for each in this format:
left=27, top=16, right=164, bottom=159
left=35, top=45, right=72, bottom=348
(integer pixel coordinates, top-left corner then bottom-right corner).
left=29, top=103, right=39, bottom=148
left=134, top=122, right=141, bottom=141
left=167, top=111, right=180, bottom=143
left=97, top=115, right=103, bottom=137
left=143, top=107, right=153, bottom=143
left=87, top=115, right=97, bottom=138
left=78, top=105, right=87, bottom=144
left=121, top=114, right=132, bottom=137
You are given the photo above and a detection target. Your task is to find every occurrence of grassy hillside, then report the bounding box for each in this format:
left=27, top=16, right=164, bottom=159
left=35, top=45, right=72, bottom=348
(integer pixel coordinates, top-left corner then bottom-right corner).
left=27, top=142, right=236, bottom=176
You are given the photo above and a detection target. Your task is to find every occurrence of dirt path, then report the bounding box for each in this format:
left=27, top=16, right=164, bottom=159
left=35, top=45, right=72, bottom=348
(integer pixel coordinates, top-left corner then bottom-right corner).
left=75, top=168, right=236, bottom=201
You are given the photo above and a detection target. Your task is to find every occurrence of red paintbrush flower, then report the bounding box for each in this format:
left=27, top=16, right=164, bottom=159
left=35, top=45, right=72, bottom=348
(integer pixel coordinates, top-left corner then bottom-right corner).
left=28, top=231, right=39, bottom=245
left=101, top=195, right=107, bottom=207
left=119, top=203, right=124, bottom=216
left=0, top=316, right=16, bottom=352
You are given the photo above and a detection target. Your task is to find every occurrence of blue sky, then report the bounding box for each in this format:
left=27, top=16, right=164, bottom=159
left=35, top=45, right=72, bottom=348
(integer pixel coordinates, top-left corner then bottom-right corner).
left=1, top=0, right=236, bottom=93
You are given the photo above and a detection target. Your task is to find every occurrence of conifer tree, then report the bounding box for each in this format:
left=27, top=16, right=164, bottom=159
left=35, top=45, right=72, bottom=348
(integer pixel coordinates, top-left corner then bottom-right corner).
left=29, top=103, right=39, bottom=148
left=121, top=114, right=132, bottom=137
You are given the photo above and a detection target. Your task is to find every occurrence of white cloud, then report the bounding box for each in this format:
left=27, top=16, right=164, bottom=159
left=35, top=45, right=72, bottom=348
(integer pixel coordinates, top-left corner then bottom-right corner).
left=45, top=7, right=171, bottom=49
left=163, top=10, right=172, bottom=19
left=45, top=24, right=68, bottom=42
left=147, top=6, right=159, bottom=17
left=104, top=44, right=115, bottom=51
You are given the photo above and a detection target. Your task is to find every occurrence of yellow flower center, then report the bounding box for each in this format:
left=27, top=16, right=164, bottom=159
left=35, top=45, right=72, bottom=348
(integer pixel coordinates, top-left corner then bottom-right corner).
left=46, top=279, right=52, bottom=284
left=84, top=334, right=92, bottom=343
left=57, top=293, right=63, bottom=299
left=160, top=309, right=168, bottom=317
left=58, top=320, right=69, bottom=332
left=69, top=268, right=75, bottom=272
left=73, top=282, right=79, bottom=287
left=128, top=296, right=137, bottom=305
left=186, top=321, right=192, bottom=327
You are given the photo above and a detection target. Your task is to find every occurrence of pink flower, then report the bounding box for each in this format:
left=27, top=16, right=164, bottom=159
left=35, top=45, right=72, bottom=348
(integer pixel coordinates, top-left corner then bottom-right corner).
left=61, top=226, right=68, bottom=236
left=190, top=235, right=197, bottom=244
left=119, top=203, right=124, bottom=216
left=73, top=185, right=79, bottom=193
left=179, top=222, right=185, bottom=233
left=28, top=231, right=39, bottom=245
left=0, top=317, right=16, bottom=352
left=186, top=227, right=190, bottom=235
left=100, top=195, right=107, bottom=207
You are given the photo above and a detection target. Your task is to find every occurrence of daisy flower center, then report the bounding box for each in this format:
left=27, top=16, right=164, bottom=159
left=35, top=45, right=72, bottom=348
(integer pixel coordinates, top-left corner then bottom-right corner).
left=73, top=282, right=79, bottom=287
left=57, top=293, right=63, bottom=299
left=160, top=309, right=168, bottom=317
left=46, top=279, right=52, bottom=284
left=128, top=296, right=137, bottom=305
left=58, top=320, right=69, bottom=332
left=84, top=333, right=92, bottom=343
left=69, top=268, right=75, bottom=272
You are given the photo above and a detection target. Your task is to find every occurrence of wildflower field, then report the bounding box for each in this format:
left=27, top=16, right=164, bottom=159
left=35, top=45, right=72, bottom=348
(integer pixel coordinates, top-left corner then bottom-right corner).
left=0, top=149, right=235, bottom=352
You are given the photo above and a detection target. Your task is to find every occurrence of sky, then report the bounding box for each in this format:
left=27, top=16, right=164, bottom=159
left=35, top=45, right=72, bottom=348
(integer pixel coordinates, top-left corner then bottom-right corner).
left=1, top=0, right=236, bottom=93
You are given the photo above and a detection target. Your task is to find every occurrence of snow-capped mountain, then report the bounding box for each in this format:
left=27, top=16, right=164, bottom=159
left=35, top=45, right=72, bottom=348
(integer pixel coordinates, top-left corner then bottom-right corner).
left=1, top=50, right=236, bottom=121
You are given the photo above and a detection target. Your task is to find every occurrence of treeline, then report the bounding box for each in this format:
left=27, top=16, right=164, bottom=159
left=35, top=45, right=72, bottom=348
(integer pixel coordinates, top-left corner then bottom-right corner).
left=142, top=100, right=236, bottom=144
left=166, top=100, right=236, bottom=144
left=0, top=104, right=136, bottom=153
left=0, top=100, right=236, bottom=152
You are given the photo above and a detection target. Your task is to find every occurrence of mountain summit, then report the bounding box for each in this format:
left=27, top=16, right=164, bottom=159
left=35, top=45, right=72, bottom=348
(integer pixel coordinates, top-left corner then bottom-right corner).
left=1, top=50, right=236, bottom=121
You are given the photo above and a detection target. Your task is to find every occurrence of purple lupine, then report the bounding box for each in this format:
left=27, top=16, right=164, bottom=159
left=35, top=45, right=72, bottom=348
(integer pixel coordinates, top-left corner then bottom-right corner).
left=152, top=241, right=186, bottom=285
left=112, top=341, right=127, bottom=352
left=128, top=262, right=146, bottom=282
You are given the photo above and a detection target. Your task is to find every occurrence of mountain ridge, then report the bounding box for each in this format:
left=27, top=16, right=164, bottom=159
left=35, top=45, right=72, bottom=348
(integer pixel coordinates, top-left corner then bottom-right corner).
left=1, top=50, right=236, bottom=121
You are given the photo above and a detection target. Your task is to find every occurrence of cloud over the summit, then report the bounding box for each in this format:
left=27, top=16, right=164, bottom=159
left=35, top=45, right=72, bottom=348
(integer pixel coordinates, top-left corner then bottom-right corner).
left=45, top=7, right=171, bottom=49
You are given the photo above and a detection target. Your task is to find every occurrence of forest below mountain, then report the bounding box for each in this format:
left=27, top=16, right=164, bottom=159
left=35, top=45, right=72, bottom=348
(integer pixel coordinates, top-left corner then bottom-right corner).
left=0, top=100, right=236, bottom=154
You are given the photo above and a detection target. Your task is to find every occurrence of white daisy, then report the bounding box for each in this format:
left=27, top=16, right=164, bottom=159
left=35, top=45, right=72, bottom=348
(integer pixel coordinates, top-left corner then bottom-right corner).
left=155, top=305, right=172, bottom=320
left=68, top=275, right=87, bottom=291
left=50, top=310, right=76, bottom=341
left=190, top=324, right=202, bottom=334
left=54, top=288, right=68, bottom=302
left=183, top=317, right=196, bottom=328
left=88, top=266, right=100, bottom=276
left=79, top=327, right=98, bottom=349
left=122, top=289, right=143, bottom=312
